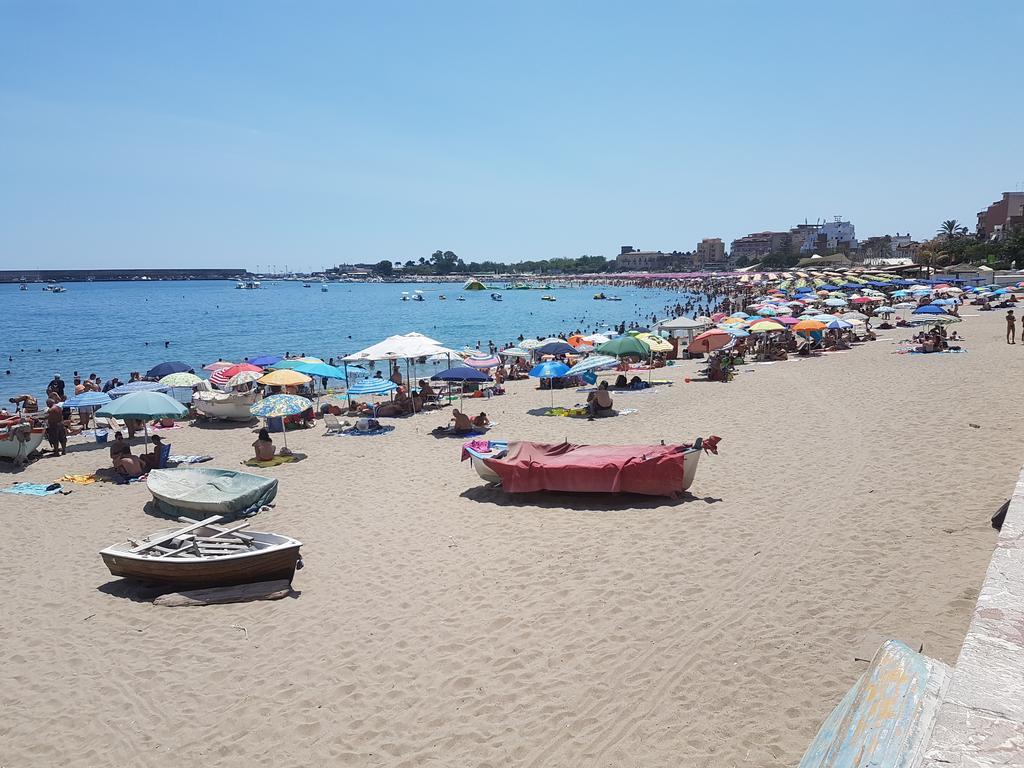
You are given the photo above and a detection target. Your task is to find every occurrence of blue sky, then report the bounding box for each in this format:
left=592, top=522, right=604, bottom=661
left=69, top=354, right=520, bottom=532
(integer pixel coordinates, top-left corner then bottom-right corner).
left=2, top=1, right=1021, bottom=270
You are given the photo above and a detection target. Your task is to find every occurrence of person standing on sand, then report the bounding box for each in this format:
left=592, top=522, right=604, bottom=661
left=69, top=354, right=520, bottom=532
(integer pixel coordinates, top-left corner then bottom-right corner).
left=1007, top=309, right=1016, bottom=344
left=45, top=399, right=67, bottom=456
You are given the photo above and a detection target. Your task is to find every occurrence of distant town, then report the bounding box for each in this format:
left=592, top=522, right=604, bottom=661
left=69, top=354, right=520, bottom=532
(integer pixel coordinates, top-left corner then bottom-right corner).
left=3, top=190, right=1021, bottom=284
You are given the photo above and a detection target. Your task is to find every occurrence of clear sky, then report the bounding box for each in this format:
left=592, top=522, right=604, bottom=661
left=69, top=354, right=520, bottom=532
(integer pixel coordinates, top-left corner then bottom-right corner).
left=2, top=1, right=1021, bottom=270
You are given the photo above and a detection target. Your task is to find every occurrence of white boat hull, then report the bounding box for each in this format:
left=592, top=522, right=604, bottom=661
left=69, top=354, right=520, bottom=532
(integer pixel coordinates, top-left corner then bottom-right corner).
left=0, top=429, right=46, bottom=461
left=193, top=391, right=260, bottom=421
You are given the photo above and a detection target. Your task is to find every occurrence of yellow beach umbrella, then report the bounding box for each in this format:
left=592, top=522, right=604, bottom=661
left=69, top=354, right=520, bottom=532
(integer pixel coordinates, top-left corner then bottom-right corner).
left=634, top=332, right=673, bottom=352
left=257, top=369, right=312, bottom=386
left=748, top=320, right=785, bottom=334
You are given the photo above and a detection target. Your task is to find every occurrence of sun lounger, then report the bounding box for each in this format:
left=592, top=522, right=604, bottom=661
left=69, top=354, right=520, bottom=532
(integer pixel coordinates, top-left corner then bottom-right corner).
left=323, top=413, right=345, bottom=434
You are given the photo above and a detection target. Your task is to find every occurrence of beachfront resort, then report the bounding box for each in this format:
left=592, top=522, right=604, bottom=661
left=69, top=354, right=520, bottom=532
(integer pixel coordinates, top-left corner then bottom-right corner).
left=2, top=268, right=1023, bottom=765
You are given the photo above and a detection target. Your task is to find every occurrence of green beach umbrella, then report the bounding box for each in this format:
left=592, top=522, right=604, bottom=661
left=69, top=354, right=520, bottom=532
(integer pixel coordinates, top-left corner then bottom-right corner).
left=595, top=335, right=649, bottom=357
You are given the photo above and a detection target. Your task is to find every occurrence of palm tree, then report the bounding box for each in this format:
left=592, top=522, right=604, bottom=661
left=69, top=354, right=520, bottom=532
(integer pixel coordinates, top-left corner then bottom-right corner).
left=938, top=219, right=969, bottom=239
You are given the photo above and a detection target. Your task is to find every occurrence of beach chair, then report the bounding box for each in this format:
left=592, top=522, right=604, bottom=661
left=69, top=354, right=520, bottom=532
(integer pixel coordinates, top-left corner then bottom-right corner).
left=323, top=413, right=345, bottom=435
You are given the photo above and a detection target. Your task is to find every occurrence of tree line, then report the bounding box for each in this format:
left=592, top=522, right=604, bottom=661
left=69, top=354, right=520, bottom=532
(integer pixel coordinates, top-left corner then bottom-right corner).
left=372, top=251, right=612, bottom=276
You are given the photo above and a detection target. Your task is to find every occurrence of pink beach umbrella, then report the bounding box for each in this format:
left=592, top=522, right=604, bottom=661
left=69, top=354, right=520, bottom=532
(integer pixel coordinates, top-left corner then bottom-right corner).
left=203, top=361, right=235, bottom=371
left=464, top=353, right=501, bottom=369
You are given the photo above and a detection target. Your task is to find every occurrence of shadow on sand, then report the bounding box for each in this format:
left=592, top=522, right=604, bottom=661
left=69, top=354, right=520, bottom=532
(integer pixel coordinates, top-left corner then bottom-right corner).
left=459, top=484, right=722, bottom=512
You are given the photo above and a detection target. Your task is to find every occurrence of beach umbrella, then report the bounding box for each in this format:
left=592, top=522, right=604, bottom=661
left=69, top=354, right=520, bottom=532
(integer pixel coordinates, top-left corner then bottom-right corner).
left=841, top=311, right=869, bottom=322
left=710, top=312, right=728, bottom=322
left=210, top=363, right=263, bottom=387
left=158, top=372, right=203, bottom=387
left=249, top=394, right=313, bottom=452
left=774, top=316, right=800, bottom=326
left=347, top=378, right=398, bottom=397
left=464, top=353, right=502, bottom=369
left=535, top=341, right=576, bottom=356
left=566, top=355, right=618, bottom=376
left=726, top=328, right=750, bottom=337
left=823, top=317, right=854, bottom=330
left=875, top=306, right=896, bottom=314
left=287, top=362, right=347, bottom=380
left=248, top=355, right=282, bottom=367
left=893, top=302, right=916, bottom=310
left=97, top=390, right=188, bottom=445
left=63, top=390, right=112, bottom=427
left=203, top=361, right=234, bottom=371
left=756, top=306, right=779, bottom=316
left=258, top=369, right=312, bottom=387
left=499, top=347, right=530, bottom=358
left=518, top=339, right=543, bottom=350
left=905, top=315, right=960, bottom=326
left=529, top=361, right=571, bottom=407
left=431, top=366, right=491, bottom=408
left=731, top=311, right=750, bottom=318
left=566, top=335, right=588, bottom=348
left=931, top=298, right=956, bottom=306
left=748, top=320, right=785, bottom=334
left=687, top=329, right=732, bottom=354
left=226, top=370, right=263, bottom=389
left=823, top=298, right=848, bottom=307
left=109, top=381, right=170, bottom=398
left=633, top=332, right=673, bottom=353
left=912, top=304, right=947, bottom=315
left=146, top=361, right=193, bottom=379
left=596, top=336, right=649, bottom=357
left=793, top=319, right=826, bottom=333
left=582, top=333, right=610, bottom=344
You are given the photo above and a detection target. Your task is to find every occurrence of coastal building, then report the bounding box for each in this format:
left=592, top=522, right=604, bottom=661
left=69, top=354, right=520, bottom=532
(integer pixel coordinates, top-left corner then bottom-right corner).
left=614, top=246, right=694, bottom=271
left=729, top=231, right=790, bottom=263
left=977, top=192, right=1024, bottom=241
left=694, top=238, right=726, bottom=270
left=797, top=217, right=858, bottom=254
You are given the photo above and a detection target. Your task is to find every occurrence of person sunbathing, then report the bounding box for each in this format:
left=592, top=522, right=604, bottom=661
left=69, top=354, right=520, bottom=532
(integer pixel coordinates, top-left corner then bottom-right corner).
left=116, top=454, right=146, bottom=479
left=628, top=376, right=649, bottom=390
left=472, top=412, right=490, bottom=427
left=613, top=374, right=628, bottom=388
left=109, top=431, right=131, bottom=465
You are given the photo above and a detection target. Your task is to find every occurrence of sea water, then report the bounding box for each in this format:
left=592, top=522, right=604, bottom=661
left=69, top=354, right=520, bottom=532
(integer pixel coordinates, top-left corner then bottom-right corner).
left=0, top=280, right=708, bottom=399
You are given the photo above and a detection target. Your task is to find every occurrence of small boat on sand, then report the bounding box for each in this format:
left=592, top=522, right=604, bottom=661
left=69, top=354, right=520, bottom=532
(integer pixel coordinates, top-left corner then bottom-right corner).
left=0, top=420, right=46, bottom=464
left=147, top=468, right=278, bottom=519
left=797, top=640, right=951, bottom=767
left=100, top=515, right=303, bottom=587
left=193, top=389, right=260, bottom=421
left=463, top=437, right=718, bottom=496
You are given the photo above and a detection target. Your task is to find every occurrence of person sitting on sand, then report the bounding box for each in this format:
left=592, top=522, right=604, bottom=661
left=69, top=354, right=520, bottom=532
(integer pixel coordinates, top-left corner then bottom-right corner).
left=252, top=428, right=276, bottom=462
left=587, top=381, right=614, bottom=420
left=115, top=454, right=146, bottom=479
left=450, top=409, right=474, bottom=434
left=418, top=379, right=436, bottom=400
left=613, top=374, right=628, bottom=389
left=628, top=375, right=649, bottom=390
left=109, top=431, right=131, bottom=465
left=472, top=412, right=490, bottom=428
left=141, top=435, right=166, bottom=471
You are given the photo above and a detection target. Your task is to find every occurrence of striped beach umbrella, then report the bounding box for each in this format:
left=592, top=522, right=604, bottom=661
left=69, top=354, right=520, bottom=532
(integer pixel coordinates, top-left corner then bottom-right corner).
left=159, top=372, right=203, bottom=387
left=566, top=355, right=618, bottom=376
left=249, top=394, right=313, bottom=451
left=347, top=378, right=398, bottom=396
left=210, top=363, right=263, bottom=387
left=203, top=361, right=234, bottom=371
left=226, top=370, right=263, bottom=389
left=464, top=354, right=502, bottom=369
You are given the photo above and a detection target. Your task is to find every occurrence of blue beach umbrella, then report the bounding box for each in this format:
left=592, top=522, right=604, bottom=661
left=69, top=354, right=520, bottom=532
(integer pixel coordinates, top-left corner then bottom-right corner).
left=912, top=304, right=947, bottom=315
left=726, top=328, right=750, bottom=337
left=823, top=318, right=853, bottom=330
left=248, top=355, right=282, bottom=367
left=529, top=361, right=571, bottom=406
left=347, top=378, right=398, bottom=396
left=63, top=391, right=112, bottom=408
left=109, top=381, right=170, bottom=398
left=535, top=341, right=575, bottom=356
left=431, top=366, right=491, bottom=382
left=249, top=394, right=313, bottom=451
left=146, top=361, right=193, bottom=379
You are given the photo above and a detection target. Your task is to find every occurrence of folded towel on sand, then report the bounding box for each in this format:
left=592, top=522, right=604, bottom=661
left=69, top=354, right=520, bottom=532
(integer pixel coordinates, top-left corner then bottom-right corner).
left=168, top=455, right=213, bottom=465
left=338, top=426, right=395, bottom=436
left=243, top=455, right=296, bottom=467
left=3, top=482, right=65, bottom=496
left=59, top=474, right=96, bottom=485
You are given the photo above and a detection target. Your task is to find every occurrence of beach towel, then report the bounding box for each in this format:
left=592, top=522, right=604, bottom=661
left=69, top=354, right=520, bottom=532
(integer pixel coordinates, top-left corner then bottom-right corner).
left=243, top=455, right=297, bottom=467
left=59, top=474, right=97, bottom=485
left=432, top=424, right=494, bottom=437
left=544, top=407, right=638, bottom=418
left=151, top=423, right=183, bottom=431
left=167, top=455, right=213, bottom=465
left=338, top=425, right=395, bottom=436
left=3, top=482, right=65, bottom=496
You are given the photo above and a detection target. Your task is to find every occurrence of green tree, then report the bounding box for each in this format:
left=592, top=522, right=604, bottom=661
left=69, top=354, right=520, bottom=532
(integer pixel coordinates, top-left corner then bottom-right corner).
left=374, top=260, right=393, bottom=277
left=938, top=220, right=969, bottom=239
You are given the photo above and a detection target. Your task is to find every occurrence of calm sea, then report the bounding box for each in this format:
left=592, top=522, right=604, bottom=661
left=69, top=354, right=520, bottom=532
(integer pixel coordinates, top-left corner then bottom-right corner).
left=0, top=280, right=708, bottom=400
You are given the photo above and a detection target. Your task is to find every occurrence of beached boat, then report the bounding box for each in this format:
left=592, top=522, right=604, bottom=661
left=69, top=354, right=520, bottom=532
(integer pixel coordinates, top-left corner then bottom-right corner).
left=463, top=437, right=716, bottom=495
left=147, top=468, right=279, bottom=519
left=193, top=389, right=260, bottom=421
left=798, top=640, right=951, bottom=768
left=0, top=422, right=46, bottom=463
left=100, top=515, right=302, bottom=587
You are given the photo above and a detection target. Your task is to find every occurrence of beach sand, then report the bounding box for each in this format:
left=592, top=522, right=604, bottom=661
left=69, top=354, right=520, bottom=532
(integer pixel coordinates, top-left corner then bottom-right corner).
left=0, top=310, right=1011, bottom=767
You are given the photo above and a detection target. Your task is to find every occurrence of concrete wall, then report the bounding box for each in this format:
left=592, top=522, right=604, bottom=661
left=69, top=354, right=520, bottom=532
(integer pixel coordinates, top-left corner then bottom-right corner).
left=922, top=470, right=1024, bottom=766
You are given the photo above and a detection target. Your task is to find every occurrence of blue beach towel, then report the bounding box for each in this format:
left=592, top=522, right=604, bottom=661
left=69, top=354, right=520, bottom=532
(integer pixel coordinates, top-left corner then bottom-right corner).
left=2, top=482, right=64, bottom=496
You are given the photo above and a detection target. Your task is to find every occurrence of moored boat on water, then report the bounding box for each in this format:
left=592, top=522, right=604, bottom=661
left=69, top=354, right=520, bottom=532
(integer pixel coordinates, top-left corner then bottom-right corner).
left=100, top=515, right=303, bottom=587
left=490, top=292, right=503, bottom=301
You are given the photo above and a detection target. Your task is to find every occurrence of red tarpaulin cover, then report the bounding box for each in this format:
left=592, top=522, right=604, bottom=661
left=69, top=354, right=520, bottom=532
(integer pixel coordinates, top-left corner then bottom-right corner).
left=483, top=441, right=687, bottom=496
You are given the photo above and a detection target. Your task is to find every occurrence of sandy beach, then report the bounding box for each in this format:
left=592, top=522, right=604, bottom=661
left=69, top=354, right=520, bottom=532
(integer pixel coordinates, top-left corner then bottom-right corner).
left=0, top=309, right=1010, bottom=767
